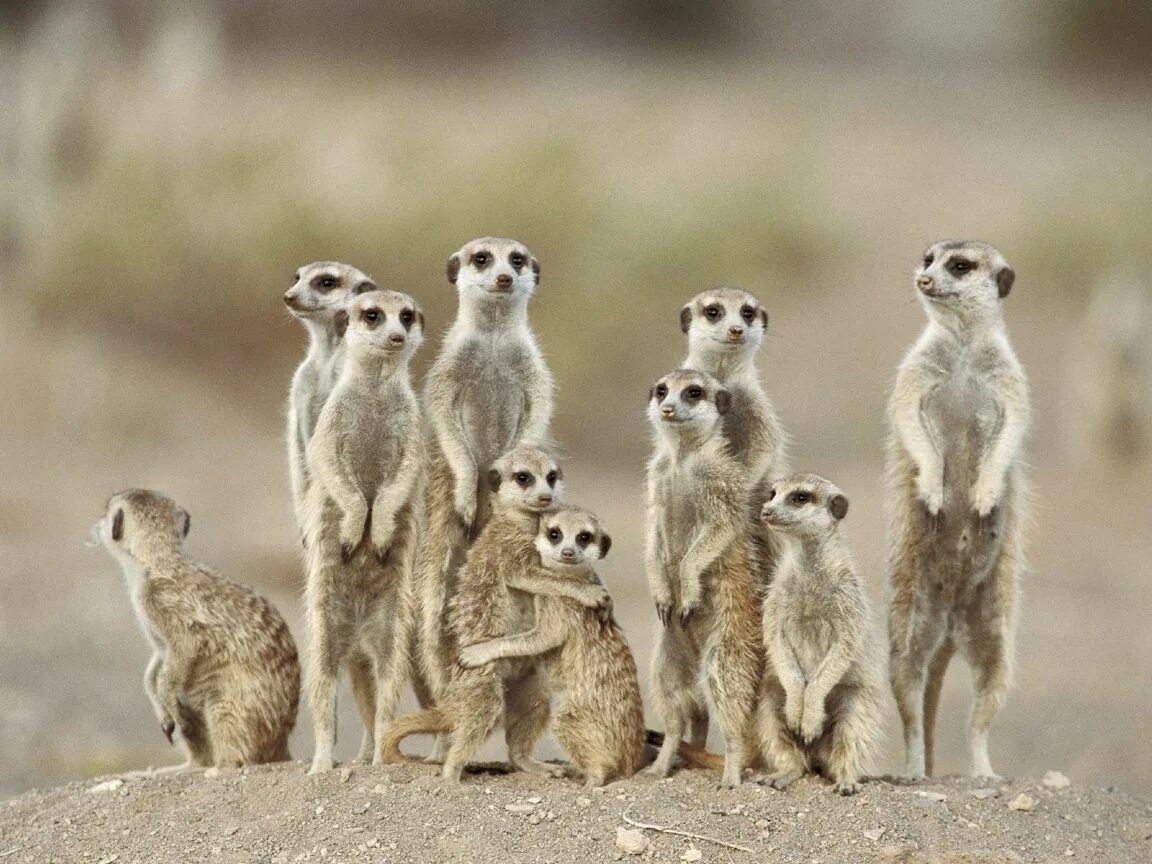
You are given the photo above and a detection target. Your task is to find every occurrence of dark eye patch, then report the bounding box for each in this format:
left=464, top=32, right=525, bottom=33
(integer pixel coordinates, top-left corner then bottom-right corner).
left=684, top=386, right=704, bottom=401
left=547, top=527, right=562, bottom=543
left=509, top=251, right=526, bottom=270
left=576, top=531, right=592, bottom=546
left=789, top=491, right=812, bottom=506
left=312, top=274, right=342, bottom=291
left=741, top=305, right=756, bottom=322
left=654, top=384, right=668, bottom=399
left=111, top=508, right=124, bottom=541
left=362, top=308, right=381, bottom=326
left=400, top=309, right=415, bottom=328
left=471, top=251, right=491, bottom=270
left=704, top=305, right=722, bottom=321
left=923, top=253, right=934, bottom=267
left=514, top=471, right=533, bottom=487
left=546, top=470, right=558, bottom=487
left=947, top=257, right=974, bottom=276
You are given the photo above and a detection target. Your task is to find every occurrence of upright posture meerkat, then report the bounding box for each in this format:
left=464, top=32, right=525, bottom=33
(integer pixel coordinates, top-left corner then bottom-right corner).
left=414, top=237, right=554, bottom=704
left=94, top=489, right=299, bottom=771
left=758, top=474, right=882, bottom=795
left=644, top=369, right=763, bottom=788
left=381, top=447, right=611, bottom=781
left=458, top=507, right=646, bottom=787
left=284, top=261, right=377, bottom=529
left=886, top=240, right=1030, bottom=780
left=303, top=289, right=425, bottom=774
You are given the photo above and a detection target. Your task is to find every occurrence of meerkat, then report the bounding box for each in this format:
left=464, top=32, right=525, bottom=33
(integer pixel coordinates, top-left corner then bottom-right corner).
left=381, top=447, right=611, bottom=781
left=303, top=289, right=425, bottom=773
left=93, top=489, right=299, bottom=772
left=886, top=240, right=1030, bottom=781
left=413, top=237, right=554, bottom=707
left=644, top=369, right=763, bottom=788
left=284, top=261, right=377, bottom=530
left=756, top=474, right=882, bottom=795
left=458, top=507, right=646, bottom=787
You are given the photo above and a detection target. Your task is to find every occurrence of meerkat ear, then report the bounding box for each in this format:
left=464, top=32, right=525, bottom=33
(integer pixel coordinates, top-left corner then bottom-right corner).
left=679, top=305, right=693, bottom=334
left=829, top=494, right=849, bottom=521
left=759, top=307, right=769, bottom=330
left=416, top=308, right=425, bottom=330
left=648, top=386, right=655, bottom=403
left=446, top=254, right=461, bottom=284
left=598, top=532, right=612, bottom=559
left=714, top=388, right=732, bottom=416
left=352, top=279, right=377, bottom=296
left=333, top=309, right=349, bottom=339
left=180, top=509, right=191, bottom=538
left=996, top=266, right=1015, bottom=299
left=111, top=508, right=124, bottom=541
left=531, top=257, right=541, bottom=282
left=487, top=468, right=502, bottom=491
left=554, top=465, right=564, bottom=481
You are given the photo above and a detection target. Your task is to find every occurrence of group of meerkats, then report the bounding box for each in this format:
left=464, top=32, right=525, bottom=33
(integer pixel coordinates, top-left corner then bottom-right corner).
left=93, top=236, right=1029, bottom=794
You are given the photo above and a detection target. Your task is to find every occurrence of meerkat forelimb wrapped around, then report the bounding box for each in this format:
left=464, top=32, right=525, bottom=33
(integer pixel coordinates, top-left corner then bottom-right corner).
left=757, top=474, right=882, bottom=795
left=885, top=240, right=1030, bottom=781
left=93, top=490, right=300, bottom=773
left=303, top=289, right=425, bottom=773
left=643, top=369, right=764, bottom=788
left=458, top=507, right=646, bottom=787
left=412, top=238, right=554, bottom=706
left=284, top=262, right=377, bottom=532
left=381, top=447, right=611, bottom=782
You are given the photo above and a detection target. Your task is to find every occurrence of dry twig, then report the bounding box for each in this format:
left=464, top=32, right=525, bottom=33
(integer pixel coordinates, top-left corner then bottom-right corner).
left=621, top=804, right=757, bottom=854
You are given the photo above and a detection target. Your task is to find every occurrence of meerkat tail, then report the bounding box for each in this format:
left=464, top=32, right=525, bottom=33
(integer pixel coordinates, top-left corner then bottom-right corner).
left=644, top=729, right=726, bottom=770
left=379, top=709, right=451, bottom=764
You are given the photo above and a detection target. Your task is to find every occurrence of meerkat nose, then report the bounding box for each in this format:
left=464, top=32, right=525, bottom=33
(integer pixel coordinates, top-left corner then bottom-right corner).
left=917, top=275, right=934, bottom=289
left=282, top=292, right=296, bottom=306
left=661, top=406, right=675, bottom=418
left=496, top=274, right=513, bottom=289
left=728, top=326, right=744, bottom=338
left=388, top=333, right=405, bottom=344
left=561, top=548, right=575, bottom=560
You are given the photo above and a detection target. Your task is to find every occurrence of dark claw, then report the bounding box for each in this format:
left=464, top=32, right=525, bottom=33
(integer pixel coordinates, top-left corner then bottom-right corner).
left=656, top=604, right=672, bottom=627
left=340, top=542, right=354, bottom=563
left=375, top=546, right=391, bottom=566
left=162, top=720, right=175, bottom=745
left=680, top=607, right=695, bottom=627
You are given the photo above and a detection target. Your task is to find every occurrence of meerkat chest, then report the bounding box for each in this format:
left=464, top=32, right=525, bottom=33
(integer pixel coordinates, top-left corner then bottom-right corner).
left=780, top=591, right=840, bottom=674
left=721, top=386, right=759, bottom=465
left=454, top=338, right=538, bottom=461
left=922, top=364, right=1001, bottom=465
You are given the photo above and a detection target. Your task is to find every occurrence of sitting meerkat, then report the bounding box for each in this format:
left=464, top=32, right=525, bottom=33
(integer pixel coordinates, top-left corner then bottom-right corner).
left=644, top=369, right=763, bottom=788
left=303, top=289, right=425, bottom=774
left=757, top=474, right=882, bottom=795
left=458, top=507, right=646, bottom=787
left=380, top=447, right=611, bottom=781
left=93, top=489, right=299, bottom=772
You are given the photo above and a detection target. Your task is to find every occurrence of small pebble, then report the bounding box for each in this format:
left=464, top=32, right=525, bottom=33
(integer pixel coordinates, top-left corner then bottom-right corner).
left=1008, top=793, right=1036, bottom=812
left=505, top=803, right=536, bottom=815
left=1043, top=771, right=1071, bottom=789
left=87, top=780, right=124, bottom=795
left=863, top=827, right=886, bottom=842
left=969, top=788, right=1000, bottom=800
left=681, top=847, right=703, bottom=862
left=615, top=827, right=650, bottom=855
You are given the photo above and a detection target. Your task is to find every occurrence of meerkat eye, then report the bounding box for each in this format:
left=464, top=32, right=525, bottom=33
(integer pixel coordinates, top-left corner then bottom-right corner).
left=741, top=306, right=756, bottom=323
left=473, top=252, right=489, bottom=267
left=686, top=386, right=703, bottom=401
left=767, top=488, right=776, bottom=501
left=704, top=305, right=722, bottom=321
left=514, top=472, right=532, bottom=487
left=545, top=470, right=558, bottom=486
left=655, top=384, right=668, bottom=399
left=363, top=309, right=380, bottom=324
left=400, top=309, right=414, bottom=326
left=949, top=258, right=973, bottom=275
left=547, top=528, right=562, bottom=543
left=790, top=491, right=811, bottom=505
left=293, top=272, right=301, bottom=283
left=576, top=531, right=592, bottom=546
left=320, top=277, right=337, bottom=290
left=509, top=252, right=525, bottom=268
left=922, top=254, right=934, bottom=267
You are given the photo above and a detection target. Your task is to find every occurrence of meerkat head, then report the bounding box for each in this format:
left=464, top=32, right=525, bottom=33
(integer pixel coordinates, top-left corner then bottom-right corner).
left=761, top=473, right=848, bottom=537
left=647, top=369, right=731, bottom=440
left=915, top=241, right=1015, bottom=322
left=94, top=489, right=191, bottom=565
left=681, top=287, right=768, bottom=358
left=535, top=507, right=612, bottom=570
left=446, top=237, right=539, bottom=304
left=283, top=262, right=376, bottom=323
left=487, top=445, right=563, bottom=515
left=333, top=289, right=424, bottom=361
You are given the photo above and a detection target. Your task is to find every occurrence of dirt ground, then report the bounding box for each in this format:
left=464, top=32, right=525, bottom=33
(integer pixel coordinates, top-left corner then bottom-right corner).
left=1, top=763, right=1149, bottom=864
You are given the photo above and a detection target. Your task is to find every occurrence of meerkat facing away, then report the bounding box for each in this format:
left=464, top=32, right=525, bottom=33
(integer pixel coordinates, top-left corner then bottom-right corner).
left=381, top=447, right=611, bottom=781
left=458, top=507, right=646, bottom=786
left=303, top=289, right=425, bottom=774
left=886, top=240, right=1030, bottom=780
left=94, top=489, right=299, bottom=772
left=644, top=369, right=763, bottom=788
left=757, top=474, right=881, bottom=795
left=413, top=238, right=554, bottom=705
left=283, top=261, right=377, bottom=530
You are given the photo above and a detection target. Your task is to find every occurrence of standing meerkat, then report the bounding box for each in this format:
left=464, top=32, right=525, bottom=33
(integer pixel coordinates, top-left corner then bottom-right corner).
left=303, top=289, right=425, bottom=774
left=644, top=369, right=763, bottom=788
left=283, top=261, right=377, bottom=530
left=757, top=474, right=882, bottom=795
left=381, top=447, right=611, bottom=781
left=458, top=507, right=646, bottom=787
left=413, top=237, right=554, bottom=705
left=886, top=240, right=1030, bottom=780
left=93, top=489, right=299, bottom=772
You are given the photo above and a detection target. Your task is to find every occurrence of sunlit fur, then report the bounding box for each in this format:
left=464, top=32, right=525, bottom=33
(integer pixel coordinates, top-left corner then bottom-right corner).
left=96, top=489, right=299, bottom=772
left=886, top=240, right=1030, bottom=780
left=302, top=290, right=424, bottom=773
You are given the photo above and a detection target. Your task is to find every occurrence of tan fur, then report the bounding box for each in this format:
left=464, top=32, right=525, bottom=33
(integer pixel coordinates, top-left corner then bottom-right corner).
left=458, top=508, right=645, bottom=786
left=412, top=237, right=554, bottom=710
left=757, top=474, right=882, bottom=795
left=387, top=447, right=610, bottom=781
left=885, top=240, right=1030, bottom=780
left=284, top=261, right=376, bottom=533
left=95, top=490, right=299, bottom=772
left=644, top=369, right=764, bottom=787
left=303, top=290, right=424, bottom=773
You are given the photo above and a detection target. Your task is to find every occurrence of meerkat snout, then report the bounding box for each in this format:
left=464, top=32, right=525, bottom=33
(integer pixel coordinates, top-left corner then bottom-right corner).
left=916, top=274, right=934, bottom=292
left=495, top=273, right=513, bottom=291
left=727, top=324, right=745, bottom=341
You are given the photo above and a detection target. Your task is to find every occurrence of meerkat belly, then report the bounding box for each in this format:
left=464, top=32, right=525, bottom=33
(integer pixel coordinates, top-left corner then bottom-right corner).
left=344, top=418, right=405, bottom=492
left=455, top=342, right=534, bottom=466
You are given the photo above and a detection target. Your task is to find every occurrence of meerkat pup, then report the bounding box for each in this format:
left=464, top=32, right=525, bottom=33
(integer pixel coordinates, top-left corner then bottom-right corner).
left=458, top=507, right=646, bottom=787
left=414, top=237, right=554, bottom=705
left=284, top=262, right=377, bottom=530
left=303, top=289, right=425, bottom=774
left=886, top=240, right=1030, bottom=781
left=381, top=447, right=611, bottom=781
left=644, top=369, right=763, bottom=788
left=94, top=489, right=299, bottom=772
left=757, top=474, right=882, bottom=795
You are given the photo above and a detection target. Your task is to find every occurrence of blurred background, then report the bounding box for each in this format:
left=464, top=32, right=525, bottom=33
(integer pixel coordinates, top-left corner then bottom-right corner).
left=2, top=0, right=1151, bottom=798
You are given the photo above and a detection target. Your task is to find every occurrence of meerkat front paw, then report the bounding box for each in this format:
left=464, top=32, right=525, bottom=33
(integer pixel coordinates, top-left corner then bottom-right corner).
left=453, top=487, right=477, bottom=533
left=784, top=698, right=804, bottom=737
left=457, top=644, right=492, bottom=669
left=161, top=719, right=175, bottom=745
left=338, top=509, right=368, bottom=561
left=654, top=602, right=673, bottom=627
left=799, top=705, right=825, bottom=745
left=916, top=477, right=944, bottom=516
left=970, top=478, right=1003, bottom=519
left=369, top=519, right=394, bottom=565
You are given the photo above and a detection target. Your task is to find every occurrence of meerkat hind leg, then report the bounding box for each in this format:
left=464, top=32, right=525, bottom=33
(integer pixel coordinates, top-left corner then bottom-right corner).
left=922, top=638, right=955, bottom=777
left=505, top=673, right=565, bottom=778
left=965, top=613, right=1012, bottom=781
left=307, top=612, right=348, bottom=774
left=890, top=614, right=947, bottom=781
left=348, top=654, right=377, bottom=762
left=821, top=691, right=876, bottom=796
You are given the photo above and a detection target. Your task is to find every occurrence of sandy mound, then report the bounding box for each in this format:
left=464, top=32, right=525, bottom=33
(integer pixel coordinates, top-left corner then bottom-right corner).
left=2, top=763, right=1148, bottom=863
